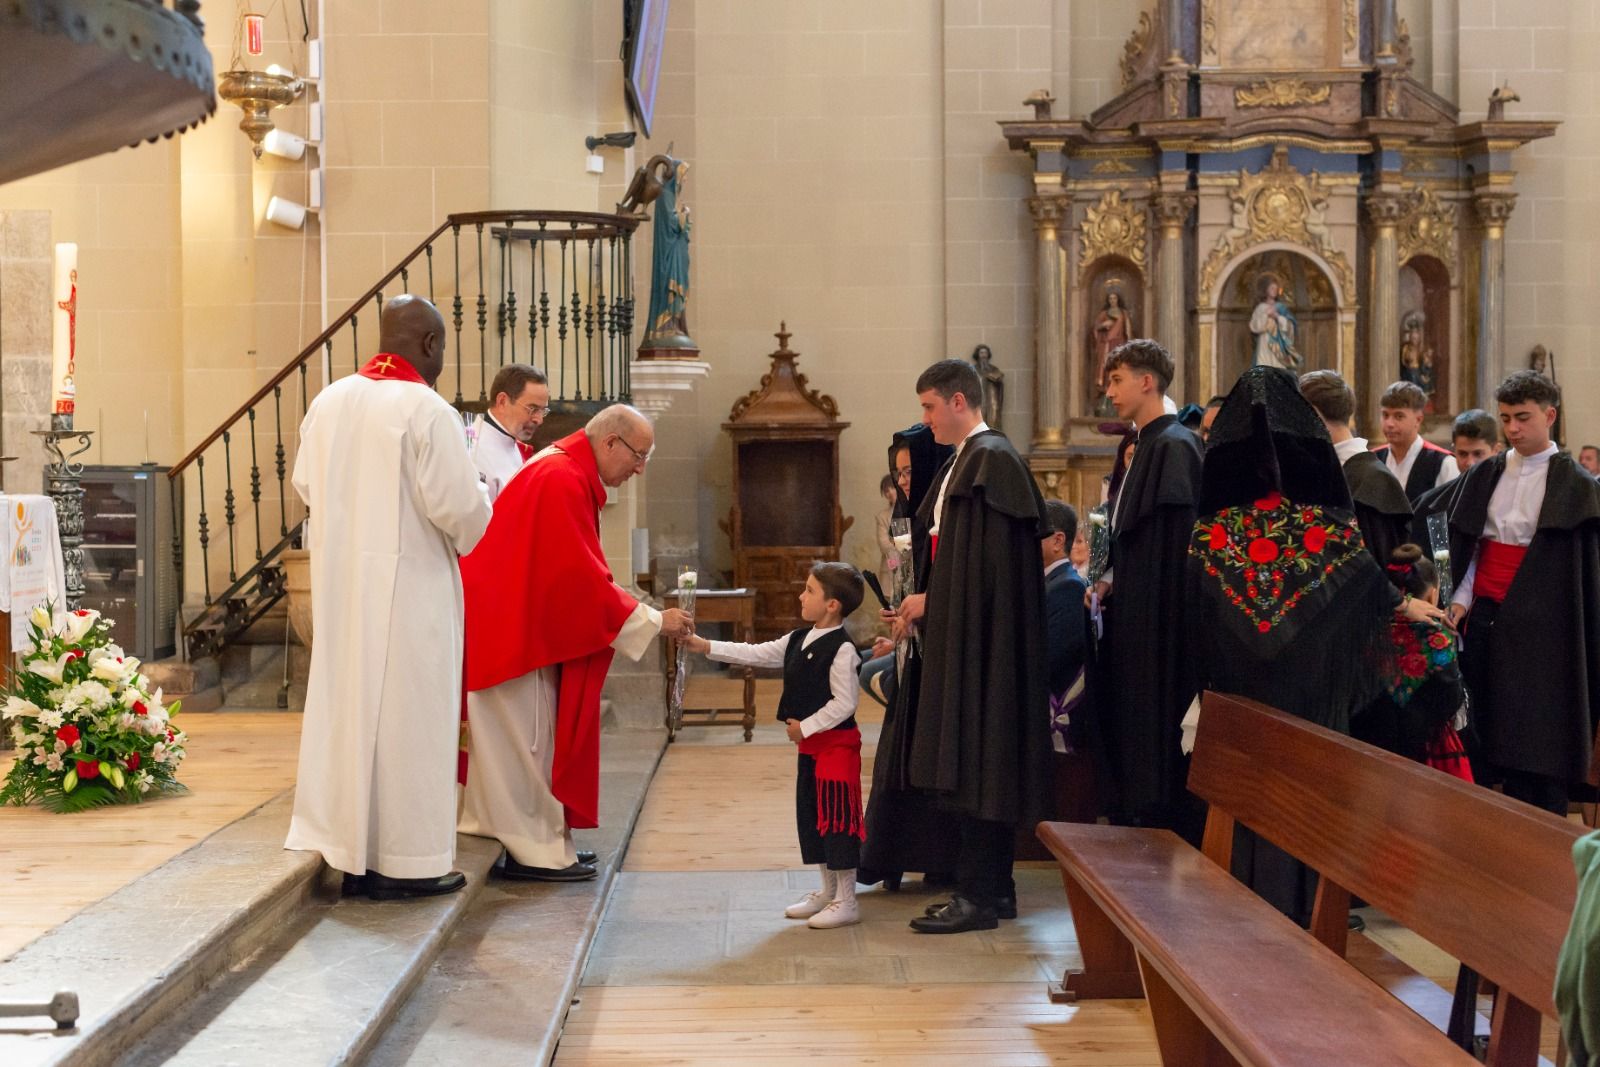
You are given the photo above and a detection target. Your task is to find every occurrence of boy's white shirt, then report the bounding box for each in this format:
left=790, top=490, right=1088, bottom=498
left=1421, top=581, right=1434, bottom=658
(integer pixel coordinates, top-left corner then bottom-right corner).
left=707, top=624, right=861, bottom=737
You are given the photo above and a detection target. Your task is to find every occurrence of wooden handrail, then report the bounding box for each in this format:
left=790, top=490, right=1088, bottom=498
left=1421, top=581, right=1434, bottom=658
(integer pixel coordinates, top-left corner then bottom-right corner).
left=168, top=209, right=642, bottom=478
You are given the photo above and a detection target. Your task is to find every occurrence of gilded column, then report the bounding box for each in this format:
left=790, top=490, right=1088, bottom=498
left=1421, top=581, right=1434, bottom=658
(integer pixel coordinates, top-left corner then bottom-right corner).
left=1029, top=196, right=1068, bottom=450
left=1474, top=194, right=1517, bottom=406
left=1154, top=192, right=1195, bottom=402
left=1365, top=193, right=1405, bottom=429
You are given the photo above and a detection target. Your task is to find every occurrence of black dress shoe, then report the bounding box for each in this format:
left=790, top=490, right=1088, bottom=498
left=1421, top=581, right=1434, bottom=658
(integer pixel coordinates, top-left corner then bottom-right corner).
left=909, top=894, right=999, bottom=934
left=577, top=850, right=598, bottom=865
left=924, top=894, right=1016, bottom=920
left=340, top=873, right=368, bottom=897
left=499, top=858, right=597, bottom=882
left=365, top=870, right=468, bottom=900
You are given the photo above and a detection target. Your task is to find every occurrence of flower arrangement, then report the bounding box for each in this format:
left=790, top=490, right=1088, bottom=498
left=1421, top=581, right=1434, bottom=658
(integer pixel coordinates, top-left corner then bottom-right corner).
left=1, top=604, right=187, bottom=813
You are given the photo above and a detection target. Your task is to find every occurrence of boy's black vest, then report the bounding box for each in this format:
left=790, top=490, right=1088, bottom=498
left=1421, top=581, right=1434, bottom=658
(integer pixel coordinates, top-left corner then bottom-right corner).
left=776, top=627, right=856, bottom=733
left=1373, top=441, right=1451, bottom=504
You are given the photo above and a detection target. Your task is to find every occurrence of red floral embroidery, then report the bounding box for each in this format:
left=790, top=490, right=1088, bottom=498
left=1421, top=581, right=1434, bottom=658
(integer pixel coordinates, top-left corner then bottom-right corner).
left=1248, top=538, right=1279, bottom=564
left=1303, top=526, right=1327, bottom=553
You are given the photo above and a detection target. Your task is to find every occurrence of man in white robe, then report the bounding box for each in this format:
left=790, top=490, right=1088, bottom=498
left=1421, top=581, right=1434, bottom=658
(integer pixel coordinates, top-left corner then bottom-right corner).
left=470, top=363, right=549, bottom=502
left=285, top=295, right=493, bottom=900
left=458, top=406, right=692, bottom=880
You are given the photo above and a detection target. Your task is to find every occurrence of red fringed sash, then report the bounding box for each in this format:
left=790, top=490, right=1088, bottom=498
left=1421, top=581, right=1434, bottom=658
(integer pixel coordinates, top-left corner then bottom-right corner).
left=1425, top=725, right=1474, bottom=783
left=798, top=726, right=865, bottom=841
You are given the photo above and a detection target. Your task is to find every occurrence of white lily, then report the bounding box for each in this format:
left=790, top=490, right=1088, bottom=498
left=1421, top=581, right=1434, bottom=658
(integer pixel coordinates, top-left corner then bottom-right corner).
left=28, top=652, right=78, bottom=685
left=29, top=604, right=52, bottom=633
left=62, top=609, right=100, bottom=643
left=4, top=695, right=40, bottom=719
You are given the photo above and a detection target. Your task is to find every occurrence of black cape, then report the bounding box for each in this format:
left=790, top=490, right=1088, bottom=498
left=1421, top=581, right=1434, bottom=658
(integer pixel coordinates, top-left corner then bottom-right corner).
left=861, top=425, right=959, bottom=877
left=906, top=431, right=1051, bottom=826
left=1343, top=451, right=1413, bottom=564
left=1096, top=414, right=1202, bottom=824
left=1449, top=451, right=1600, bottom=783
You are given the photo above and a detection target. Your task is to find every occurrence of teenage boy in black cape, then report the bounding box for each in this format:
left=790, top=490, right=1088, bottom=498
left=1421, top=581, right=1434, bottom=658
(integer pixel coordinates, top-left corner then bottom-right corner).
left=1299, top=370, right=1413, bottom=564
left=893, top=359, right=1050, bottom=934
left=1083, top=339, right=1201, bottom=836
left=1446, top=370, right=1600, bottom=815
left=1409, top=408, right=1502, bottom=544
left=859, top=424, right=960, bottom=890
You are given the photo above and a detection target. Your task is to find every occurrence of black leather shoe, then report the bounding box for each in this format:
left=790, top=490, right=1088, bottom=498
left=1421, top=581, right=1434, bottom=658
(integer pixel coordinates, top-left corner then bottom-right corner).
left=577, top=850, right=598, bottom=865
left=340, top=873, right=368, bottom=897
left=909, top=895, right=998, bottom=934
left=365, top=870, right=467, bottom=900
left=924, top=894, right=1015, bottom=920
left=499, top=858, right=597, bottom=882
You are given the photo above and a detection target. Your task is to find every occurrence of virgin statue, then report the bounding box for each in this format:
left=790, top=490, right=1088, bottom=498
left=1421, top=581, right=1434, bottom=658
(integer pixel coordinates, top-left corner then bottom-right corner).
left=1249, top=276, right=1303, bottom=370
left=631, top=153, right=698, bottom=357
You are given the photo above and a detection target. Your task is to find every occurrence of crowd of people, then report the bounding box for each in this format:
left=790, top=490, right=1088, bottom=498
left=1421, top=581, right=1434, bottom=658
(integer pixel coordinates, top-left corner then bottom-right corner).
left=280, top=294, right=1600, bottom=946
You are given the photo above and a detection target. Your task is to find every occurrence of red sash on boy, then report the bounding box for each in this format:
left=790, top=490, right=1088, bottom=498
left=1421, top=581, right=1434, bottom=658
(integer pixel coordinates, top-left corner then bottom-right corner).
left=1474, top=539, right=1529, bottom=603
left=797, top=726, right=865, bottom=840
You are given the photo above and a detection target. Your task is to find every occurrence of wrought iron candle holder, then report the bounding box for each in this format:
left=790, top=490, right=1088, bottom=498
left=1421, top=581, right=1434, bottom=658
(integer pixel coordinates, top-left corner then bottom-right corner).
left=33, top=414, right=95, bottom=612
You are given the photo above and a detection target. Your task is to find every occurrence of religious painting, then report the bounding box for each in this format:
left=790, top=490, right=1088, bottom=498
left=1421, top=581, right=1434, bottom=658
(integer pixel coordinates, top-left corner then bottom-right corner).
left=1398, top=256, right=1450, bottom=414
left=1217, top=250, right=1337, bottom=394
left=625, top=0, right=671, bottom=138
left=1217, top=0, right=1342, bottom=70
left=1082, top=259, right=1143, bottom=415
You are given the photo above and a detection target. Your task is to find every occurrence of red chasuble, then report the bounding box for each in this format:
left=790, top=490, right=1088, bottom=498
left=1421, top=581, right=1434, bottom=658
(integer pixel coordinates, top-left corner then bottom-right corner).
left=459, top=429, right=637, bottom=829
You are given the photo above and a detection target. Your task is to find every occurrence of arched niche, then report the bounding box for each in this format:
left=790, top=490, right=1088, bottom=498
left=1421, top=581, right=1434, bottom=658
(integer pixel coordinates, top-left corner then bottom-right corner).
left=1216, top=249, right=1340, bottom=393
left=1399, top=254, right=1451, bottom=414
left=1081, top=255, right=1145, bottom=415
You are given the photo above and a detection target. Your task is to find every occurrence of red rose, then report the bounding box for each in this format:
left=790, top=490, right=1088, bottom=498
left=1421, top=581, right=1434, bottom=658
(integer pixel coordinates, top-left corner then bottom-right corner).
left=1257, top=620, right=1271, bottom=633
left=77, top=759, right=100, bottom=779
left=1207, top=523, right=1227, bottom=550
left=1255, top=491, right=1283, bottom=510
left=133, top=701, right=148, bottom=716
left=56, top=724, right=80, bottom=746
left=125, top=753, right=141, bottom=770
left=1303, top=526, right=1328, bottom=553
left=1248, top=538, right=1279, bottom=564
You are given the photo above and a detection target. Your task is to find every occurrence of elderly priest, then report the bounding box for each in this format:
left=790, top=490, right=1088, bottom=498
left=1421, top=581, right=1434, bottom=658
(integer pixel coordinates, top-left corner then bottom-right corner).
left=285, top=295, right=493, bottom=900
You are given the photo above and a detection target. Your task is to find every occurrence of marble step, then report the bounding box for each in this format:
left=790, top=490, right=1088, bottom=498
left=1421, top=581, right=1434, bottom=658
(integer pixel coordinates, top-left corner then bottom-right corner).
left=0, top=792, right=322, bottom=1067
left=126, top=835, right=503, bottom=1067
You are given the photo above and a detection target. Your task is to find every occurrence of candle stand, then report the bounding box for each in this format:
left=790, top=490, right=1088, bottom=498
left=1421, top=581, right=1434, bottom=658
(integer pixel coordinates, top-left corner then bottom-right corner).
left=33, top=415, right=95, bottom=612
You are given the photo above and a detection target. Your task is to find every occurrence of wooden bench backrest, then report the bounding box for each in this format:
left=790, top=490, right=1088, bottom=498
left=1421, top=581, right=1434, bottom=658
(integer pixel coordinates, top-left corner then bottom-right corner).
left=1188, top=692, right=1583, bottom=1019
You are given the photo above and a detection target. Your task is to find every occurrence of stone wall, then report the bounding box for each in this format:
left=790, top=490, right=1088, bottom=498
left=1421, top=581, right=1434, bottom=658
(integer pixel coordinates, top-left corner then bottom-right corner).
left=0, top=210, right=52, bottom=496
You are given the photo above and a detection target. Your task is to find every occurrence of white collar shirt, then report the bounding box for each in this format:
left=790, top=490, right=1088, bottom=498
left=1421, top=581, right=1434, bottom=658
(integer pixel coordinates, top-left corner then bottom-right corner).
left=930, top=421, right=990, bottom=538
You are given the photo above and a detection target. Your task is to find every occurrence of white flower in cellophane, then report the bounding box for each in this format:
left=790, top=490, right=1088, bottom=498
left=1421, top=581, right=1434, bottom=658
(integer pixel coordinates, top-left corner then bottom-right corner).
left=62, top=609, right=100, bottom=643
left=4, top=695, right=40, bottom=719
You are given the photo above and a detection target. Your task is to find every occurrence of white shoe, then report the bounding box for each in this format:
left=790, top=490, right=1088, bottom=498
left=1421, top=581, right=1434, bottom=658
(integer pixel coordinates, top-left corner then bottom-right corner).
left=784, top=890, right=833, bottom=919
left=807, top=899, right=861, bottom=929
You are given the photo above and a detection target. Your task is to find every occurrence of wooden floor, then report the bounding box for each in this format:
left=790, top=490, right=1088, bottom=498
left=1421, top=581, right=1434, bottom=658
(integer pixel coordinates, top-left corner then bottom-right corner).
left=0, top=712, right=302, bottom=959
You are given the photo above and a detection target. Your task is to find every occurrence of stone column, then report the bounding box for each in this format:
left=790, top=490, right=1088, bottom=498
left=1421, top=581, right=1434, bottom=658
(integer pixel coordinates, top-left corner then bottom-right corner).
left=1029, top=196, right=1067, bottom=450
left=1166, top=0, right=1185, bottom=62
left=1474, top=194, right=1517, bottom=406
left=1365, top=194, right=1405, bottom=430
left=0, top=210, right=53, bottom=498
left=1153, top=193, right=1195, bottom=402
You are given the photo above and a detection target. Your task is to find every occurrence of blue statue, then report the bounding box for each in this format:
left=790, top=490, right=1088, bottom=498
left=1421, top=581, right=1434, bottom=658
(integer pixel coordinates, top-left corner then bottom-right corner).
left=628, top=153, right=697, bottom=358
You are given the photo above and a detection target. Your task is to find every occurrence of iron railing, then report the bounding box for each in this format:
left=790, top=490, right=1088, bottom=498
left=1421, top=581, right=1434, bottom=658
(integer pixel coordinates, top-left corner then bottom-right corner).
left=167, top=209, right=641, bottom=658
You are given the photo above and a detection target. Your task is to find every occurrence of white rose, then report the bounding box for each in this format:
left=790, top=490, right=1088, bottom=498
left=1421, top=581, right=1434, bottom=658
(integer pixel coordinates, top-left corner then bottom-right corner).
left=91, top=660, right=127, bottom=684
left=679, top=570, right=698, bottom=587
left=892, top=534, right=912, bottom=551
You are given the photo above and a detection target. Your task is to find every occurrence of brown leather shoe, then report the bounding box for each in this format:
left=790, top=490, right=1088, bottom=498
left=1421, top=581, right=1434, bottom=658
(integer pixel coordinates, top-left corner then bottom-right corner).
left=364, top=870, right=468, bottom=900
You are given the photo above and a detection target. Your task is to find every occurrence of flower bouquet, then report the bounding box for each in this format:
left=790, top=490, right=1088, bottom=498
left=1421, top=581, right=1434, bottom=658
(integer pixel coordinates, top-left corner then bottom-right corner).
left=0, top=604, right=187, bottom=813
left=669, top=568, right=697, bottom=733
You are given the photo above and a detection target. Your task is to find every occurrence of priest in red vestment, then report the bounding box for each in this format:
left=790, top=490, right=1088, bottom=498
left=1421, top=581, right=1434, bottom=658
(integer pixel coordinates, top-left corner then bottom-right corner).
left=458, top=404, right=693, bottom=880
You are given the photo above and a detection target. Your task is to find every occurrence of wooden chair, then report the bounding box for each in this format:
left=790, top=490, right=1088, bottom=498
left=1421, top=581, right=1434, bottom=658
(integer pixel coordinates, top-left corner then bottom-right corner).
left=1038, top=691, right=1583, bottom=1067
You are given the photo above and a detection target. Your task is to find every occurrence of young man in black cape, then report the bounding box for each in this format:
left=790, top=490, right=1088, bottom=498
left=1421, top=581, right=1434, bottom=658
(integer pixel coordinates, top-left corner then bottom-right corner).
left=1409, top=409, right=1501, bottom=544
left=1446, top=371, right=1600, bottom=815
left=893, top=359, right=1050, bottom=934
left=1084, top=339, right=1201, bottom=836
left=1300, top=370, right=1413, bottom=563
left=858, top=424, right=960, bottom=890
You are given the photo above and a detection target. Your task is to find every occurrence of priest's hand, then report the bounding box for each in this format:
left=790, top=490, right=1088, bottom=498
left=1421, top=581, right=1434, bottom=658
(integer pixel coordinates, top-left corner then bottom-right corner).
left=681, top=633, right=711, bottom=654
left=660, top=608, right=695, bottom=639
left=891, top=594, right=926, bottom=643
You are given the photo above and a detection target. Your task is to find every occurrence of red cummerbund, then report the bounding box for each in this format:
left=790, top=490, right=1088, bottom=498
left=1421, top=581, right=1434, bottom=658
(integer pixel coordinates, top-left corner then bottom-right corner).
left=1474, top=538, right=1528, bottom=603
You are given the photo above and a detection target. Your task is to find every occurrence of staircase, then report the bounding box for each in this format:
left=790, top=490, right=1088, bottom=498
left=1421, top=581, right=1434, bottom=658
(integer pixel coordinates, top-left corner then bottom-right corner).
left=167, top=210, right=643, bottom=663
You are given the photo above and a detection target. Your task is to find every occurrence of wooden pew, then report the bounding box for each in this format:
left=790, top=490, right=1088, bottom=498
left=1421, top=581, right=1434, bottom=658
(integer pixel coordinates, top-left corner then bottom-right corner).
left=1038, top=691, right=1584, bottom=1067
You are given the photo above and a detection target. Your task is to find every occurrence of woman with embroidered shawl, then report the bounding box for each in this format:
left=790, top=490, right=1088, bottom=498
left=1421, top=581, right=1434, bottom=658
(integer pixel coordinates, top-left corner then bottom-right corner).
left=1190, top=367, right=1425, bottom=923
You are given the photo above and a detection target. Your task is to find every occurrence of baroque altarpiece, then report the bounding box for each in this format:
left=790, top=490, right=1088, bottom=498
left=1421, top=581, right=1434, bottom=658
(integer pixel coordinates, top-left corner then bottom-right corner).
left=1001, top=0, right=1555, bottom=509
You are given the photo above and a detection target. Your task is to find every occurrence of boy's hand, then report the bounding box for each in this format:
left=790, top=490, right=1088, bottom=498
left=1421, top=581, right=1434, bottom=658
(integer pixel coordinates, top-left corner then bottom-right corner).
left=659, top=608, right=695, bottom=639
left=681, top=633, right=711, bottom=654
left=1446, top=603, right=1468, bottom=631
left=785, top=720, right=804, bottom=743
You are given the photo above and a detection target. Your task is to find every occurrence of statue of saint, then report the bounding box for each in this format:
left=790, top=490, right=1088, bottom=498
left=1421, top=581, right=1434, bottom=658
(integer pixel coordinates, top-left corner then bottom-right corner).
left=1249, top=276, right=1303, bottom=369
left=1092, top=288, right=1134, bottom=387
left=970, top=344, right=1004, bottom=430
left=1399, top=312, right=1435, bottom=406
left=635, top=154, right=697, bottom=355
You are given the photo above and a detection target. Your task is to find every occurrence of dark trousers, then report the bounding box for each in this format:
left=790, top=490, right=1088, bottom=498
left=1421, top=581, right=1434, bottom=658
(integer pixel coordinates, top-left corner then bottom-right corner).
left=956, top=814, right=1016, bottom=907
left=796, top=754, right=860, bottom=871
left=1500, top=768, right=1569, bottom=817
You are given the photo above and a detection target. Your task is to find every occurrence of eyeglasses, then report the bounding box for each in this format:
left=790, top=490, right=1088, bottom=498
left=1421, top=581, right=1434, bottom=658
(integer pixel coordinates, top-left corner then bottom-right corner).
left=613, top=435, right=653, bottom=466
left=518, top=401, right=551, bottom=419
